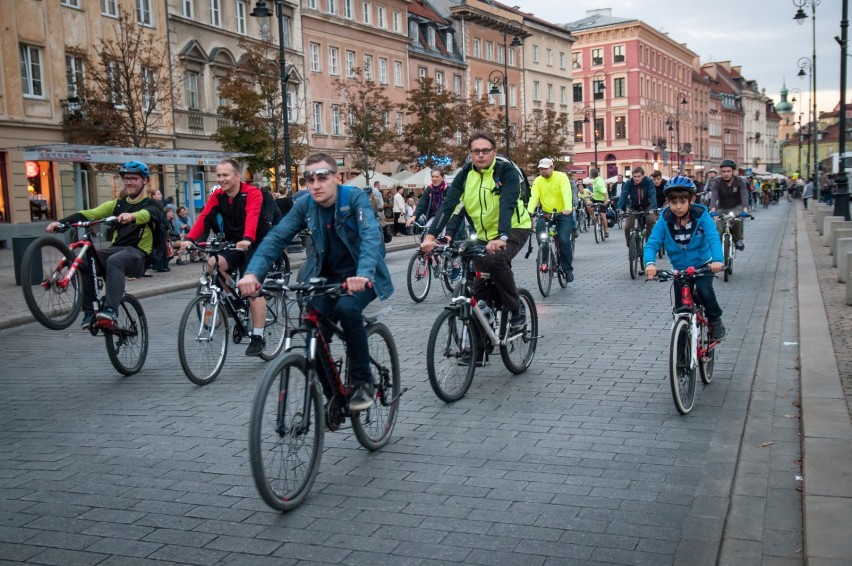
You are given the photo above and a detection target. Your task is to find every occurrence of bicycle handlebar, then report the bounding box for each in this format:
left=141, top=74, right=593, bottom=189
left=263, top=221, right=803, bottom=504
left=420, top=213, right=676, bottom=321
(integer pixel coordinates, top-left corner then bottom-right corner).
left=652, top=265, right=714, bottom=282
left=57, top=216, right=118, bottom=232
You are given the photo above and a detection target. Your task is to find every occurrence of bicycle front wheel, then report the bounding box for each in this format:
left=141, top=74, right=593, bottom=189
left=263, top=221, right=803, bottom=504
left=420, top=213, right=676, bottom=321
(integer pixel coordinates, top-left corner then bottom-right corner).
left=535, top=244, right=553, bottom=297
left=427, top=308, right=477, bottom=403
left=500, top=289, right=538, bottom=374
left=178, top=294, right=229, bottom=385
left=669, top=317, right=696, bottom=414
left=723, top=234, right=733, bottom=282
left=249, top=353, right=323, bottom=512
left=105, top=294, right=148, bottom=376
left=21, top=237, right=82, bottom=330
left=699, top=314, right=715, bottom=385
left=629, top=234, right=640, bottom=280
left=442, top=256, right=462, bottom=293
left=259, top=291, right=293, bottom=361
left=406, top=251, right=432, bottom=302
left=352, top=323, right=401, bottom=451
left=555, top=242, right=568, bottom=289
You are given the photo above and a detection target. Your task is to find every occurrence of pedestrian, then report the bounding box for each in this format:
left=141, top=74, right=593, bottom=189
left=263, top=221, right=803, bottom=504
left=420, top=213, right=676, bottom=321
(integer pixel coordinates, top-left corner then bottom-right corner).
left=148, top=187, right=170, bottom=273
left=392, top=185, right=406, bottom=236
left=803, top=176, right=814, bottom=209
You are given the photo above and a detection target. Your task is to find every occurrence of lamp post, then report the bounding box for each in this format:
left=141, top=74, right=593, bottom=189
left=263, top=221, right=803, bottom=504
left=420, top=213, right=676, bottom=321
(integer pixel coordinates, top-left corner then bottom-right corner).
left=797, top=113, right=804, bottom=176
left=794, top=0, right=820, bottom=197
left=488, top=33, right=522, bottom=160
left=251, top=0, right=293, bottom=194
left=574, top=105, right=593, bottom=174
left=590, top=71, right=607, bottom=170
left=675, top=91, right=688, bottom=174
left=798, top=56, right=814, bottom=190
left=789, top=86, right=802, bottom=175
left=834, top=0, right=850, bottom=220
left=666, top=117, right=675, bottom=176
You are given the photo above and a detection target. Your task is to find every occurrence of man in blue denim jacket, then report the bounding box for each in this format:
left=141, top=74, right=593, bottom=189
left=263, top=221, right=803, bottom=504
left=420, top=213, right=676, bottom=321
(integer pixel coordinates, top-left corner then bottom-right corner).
left=238, top=152, right=393, bottom=411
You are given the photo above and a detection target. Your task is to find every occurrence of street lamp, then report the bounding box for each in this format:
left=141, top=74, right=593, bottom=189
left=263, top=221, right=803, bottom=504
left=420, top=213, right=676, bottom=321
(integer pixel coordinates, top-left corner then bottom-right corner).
left=251, top=0, right=293, bottom=194
left=589, top=71, right=607, bottom=170
left=666, top=117, right=675, bottom=176
left=574, top=105, right=593, bottom=173
left=835, top=0, right=850, bottom=220
left=798, top=56, right=814, bottom=189
left=675, top=91, right=688, bottom=174
left=794, top=0, right=821, bottom=199
left=488, top=33, right=522, bottom=160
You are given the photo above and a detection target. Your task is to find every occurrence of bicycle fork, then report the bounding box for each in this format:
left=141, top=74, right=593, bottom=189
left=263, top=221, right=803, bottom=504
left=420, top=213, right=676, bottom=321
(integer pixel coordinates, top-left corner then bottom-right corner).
left=198, top=293, right=222, bottom=341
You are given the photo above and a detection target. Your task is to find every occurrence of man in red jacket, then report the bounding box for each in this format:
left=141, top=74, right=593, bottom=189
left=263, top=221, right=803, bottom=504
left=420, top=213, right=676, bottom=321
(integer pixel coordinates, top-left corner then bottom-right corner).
left=174, top=159, right=269, bottom=356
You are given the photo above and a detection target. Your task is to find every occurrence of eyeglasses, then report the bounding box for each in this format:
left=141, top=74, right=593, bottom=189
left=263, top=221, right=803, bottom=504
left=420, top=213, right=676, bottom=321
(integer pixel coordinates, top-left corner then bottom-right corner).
left=469, top=147, right=494, bottom=156
left=303, top=168, right=334, bottom=184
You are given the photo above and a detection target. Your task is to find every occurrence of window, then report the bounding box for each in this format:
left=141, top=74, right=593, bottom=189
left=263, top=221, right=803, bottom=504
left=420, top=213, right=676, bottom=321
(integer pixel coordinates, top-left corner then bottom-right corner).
left=418, top=67, right=426, bottom=78
left=307, top=0, right=316, bottom=8
left=485, top=41, right=493, bottom=61
left=313, top=102, right=323, bottom=133
left=572, top=52, right=581, bottom=69
left=508, top=48, right=515, bottom=66
left=362, top=2, right=370, bottom=24
left=213, top=76, right=227, bottom=109
left=613, top=77, right=626, bottom=98
left=137, top=0, right=153, bottom=25
left=435, top=70, right=444, bottom=89
left=615, top=115, right=626, bottom=139
left=497, top=44, right=504, bottom=64
left=409, top=21, right=418, bottom=42
left=141, top=67, right=157, bottom=111
left=344, top=0, right=352, bottom=19
left=186, top=71, right=199, bottom=110
left=364, top=55, right=373, bottom=80
left=393, top=10, right=401, bottom=32
left=102, top=0, right=118, bottom=17
left=613, top=45, right=625, bottom=63
left=533, top=81, right=540, bottom=101
left=209, top=0, right=221, bottom=27
left=281, top=16, right=291, bottom=47
left=310, top=43, right=321, bottom=72
left=377, top=6, right=385, bottom=28
left=394, top=60, right=402, bottom=86
left=509, top=85, right=516, bottom=108
left=446, top=31, right=454, bottom=53
left=560, top=86, right=567, bottom=105
left=453, top=75, right=462, bottom=97
left=473, top=38, right=481, bottom=58
left=332, top=105, right=341, bottom=135
left=61, top=0, right=81, bottom=8
left=19, top=44, right=44, bottom=98
left=474, top=78, right=482, bottom=99
left=593, top=79, right=605, bottom=100
left=591, top=48, right=603, bottom=66
left=346, top=50, right=356, bottom=78
left=559, top=52, right=566, bottom=69
left=379, top=58, right=388, bottom=84
left=382, top=111, right=389, bottom=128
left=546, top=48, right=553, bottom=66
left=427, top=27, right=436, bottom=49
left=396, top=112, right=403, bottom=135
left=573, top=83, right=583, bottom=103
left=106, top=60, right=122, bottom=106
left=236, top=1, right=247, bottom=34
left=594, top=117, right=604, bottom=140
left=532, top=44, right=539, bottom=63
left=65, top=54, right=85, bottom=99
left=286, top=86, right=295, bottom=121
left=574, top=120, right=584, bottom=142
left=546, top=83, right=553, bottom=103
left=327, top=0, right=335, bottom=15
left=329, top=47, right=340, bottom=75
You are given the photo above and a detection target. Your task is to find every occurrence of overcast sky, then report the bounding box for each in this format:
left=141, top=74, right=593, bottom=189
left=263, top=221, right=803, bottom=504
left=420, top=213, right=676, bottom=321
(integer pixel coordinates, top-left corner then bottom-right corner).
left=518, top=0, right=846, bottom=117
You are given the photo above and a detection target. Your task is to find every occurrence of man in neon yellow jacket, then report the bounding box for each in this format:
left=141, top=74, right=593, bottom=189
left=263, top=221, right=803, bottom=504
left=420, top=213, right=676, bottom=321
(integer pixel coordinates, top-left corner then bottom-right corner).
left=528, top=158, right=575, bottom=282
left=590, top=168, right=610, bottom=239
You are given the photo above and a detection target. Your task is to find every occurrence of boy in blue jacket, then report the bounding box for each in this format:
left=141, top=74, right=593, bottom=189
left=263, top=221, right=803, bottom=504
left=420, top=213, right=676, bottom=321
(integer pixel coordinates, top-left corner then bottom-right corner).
left=644, top=176, right=727, bottom=340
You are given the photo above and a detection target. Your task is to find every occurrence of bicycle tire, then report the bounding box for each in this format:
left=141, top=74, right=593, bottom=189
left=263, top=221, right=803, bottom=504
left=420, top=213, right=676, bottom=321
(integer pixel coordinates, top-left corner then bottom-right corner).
left=555, top=242, right=568, bottom=288
left=699, top=313, right=715, bottom=385
left=271, top=251, right=291, bottom=286
left=723, top=234, right=732, bottom=282
left=500, top=288, right=538, bottom=374
left=259, top=291, right=292, bottom=361
left=21, top=237, right=82, bottom=330
left=427, top=308, right=477, bottom=402
left=535, top=245, right=552, bottom=297
left=598, top=218, right=606, bottom=243
left=249, top=353, right=323, bottom=512
left=178, top=294, right=229, bottom=385
left=351, top=323, right=401, bottom=450
left=406, top=251, right=431, bottom=302
left=442, top=256, right=462, bottom=293
left=629, top=234, right=639, bottom=280
left=669, top=317, right=696, bottom=414
left=104, top=294, right=148, bottom=376
left=593, top=217, right=601, bottom=243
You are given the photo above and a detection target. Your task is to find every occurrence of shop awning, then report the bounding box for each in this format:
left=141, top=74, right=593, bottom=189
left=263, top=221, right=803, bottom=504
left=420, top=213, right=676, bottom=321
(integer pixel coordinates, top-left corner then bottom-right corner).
left=17, top=143, right=249, bottom=166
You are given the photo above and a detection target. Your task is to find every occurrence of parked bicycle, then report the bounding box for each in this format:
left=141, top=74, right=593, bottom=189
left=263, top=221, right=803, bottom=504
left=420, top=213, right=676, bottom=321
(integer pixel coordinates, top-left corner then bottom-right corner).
left=248, top=278, right=401, bottom=512
left=20, top=217, right=148, bottom=375
left=627, top=210, right=654, bottom=280
left=426, top=238, right=539, bottom=403
left=653, top=266, right=720, bottom=414
left=525, top=209, right=569, bottom=297
left=406, top=223, right=462, bottom=302
left=177, top=240, right=294, bottom=385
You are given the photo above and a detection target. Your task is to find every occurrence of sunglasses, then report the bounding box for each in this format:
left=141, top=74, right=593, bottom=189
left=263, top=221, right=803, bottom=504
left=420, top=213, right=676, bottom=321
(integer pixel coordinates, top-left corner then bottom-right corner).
left=303, top=168, right=334, bottom=184
left=470, top=147, right=494, bottom=156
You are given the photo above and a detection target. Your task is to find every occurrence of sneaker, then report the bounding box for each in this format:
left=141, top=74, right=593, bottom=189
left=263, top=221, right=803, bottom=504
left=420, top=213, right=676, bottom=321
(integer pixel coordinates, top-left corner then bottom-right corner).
left=458, top=349, right=486, bottom=367
left=572, top=229, right=579, bottom=239
left=81, top=313, right=94, bottom=330
left=246, top=334, right=266, bottom=356
left=449, top=265, right=461, bottom=281
left=735, top=240, right=745, bottom=251
left=510, top=302, right=526, bottom=330
left=565, top=270, right=574, bottom=283
left=710, top=320, right=727, bottom=341
left=349, top=383, right=375, bottom=412
left=96, top=308, right=118, bottom=329
left=176, top=259, right=186, bottom=265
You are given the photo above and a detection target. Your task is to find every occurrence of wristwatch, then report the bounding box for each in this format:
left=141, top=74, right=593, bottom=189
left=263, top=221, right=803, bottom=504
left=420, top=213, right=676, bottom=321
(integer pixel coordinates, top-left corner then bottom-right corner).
left=499, top=234, right=509, bottom=242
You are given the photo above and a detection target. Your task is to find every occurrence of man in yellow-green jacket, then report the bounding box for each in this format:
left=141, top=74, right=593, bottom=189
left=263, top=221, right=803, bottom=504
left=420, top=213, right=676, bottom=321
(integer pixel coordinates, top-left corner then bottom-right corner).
left=528, top=158, right=574, bottom=281
left=422, top=130, right=531, bottom=330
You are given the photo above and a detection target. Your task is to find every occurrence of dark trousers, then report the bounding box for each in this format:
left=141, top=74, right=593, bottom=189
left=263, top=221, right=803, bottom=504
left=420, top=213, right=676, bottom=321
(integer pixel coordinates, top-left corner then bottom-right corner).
left=310, top=286, right=377, bottom=388
left=675, top=275, right=722, bottom=322
left=473, top=227, right=529, bottom=313
left=152, top=223, right=170, bottom=270
left=536, top=214, right=574, bottom=273
left=803, top=197, right=809, bottom=209
left=82, top=246, right=146, bottom=314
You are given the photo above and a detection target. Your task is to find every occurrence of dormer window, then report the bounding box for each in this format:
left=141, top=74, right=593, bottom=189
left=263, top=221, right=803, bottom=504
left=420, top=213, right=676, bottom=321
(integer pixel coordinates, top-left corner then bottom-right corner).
left=409, top=21, right=418, bottom=42
left=427, top=27, right=436, bottom=49
left=446, top=31, right=454, bottom=53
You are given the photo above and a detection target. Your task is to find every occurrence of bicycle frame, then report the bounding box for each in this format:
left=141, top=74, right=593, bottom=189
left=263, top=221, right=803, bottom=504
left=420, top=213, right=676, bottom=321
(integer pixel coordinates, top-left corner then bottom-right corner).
left=194, top=244, right=252, bottom=339
left=667, top=268, right=718, bottom=368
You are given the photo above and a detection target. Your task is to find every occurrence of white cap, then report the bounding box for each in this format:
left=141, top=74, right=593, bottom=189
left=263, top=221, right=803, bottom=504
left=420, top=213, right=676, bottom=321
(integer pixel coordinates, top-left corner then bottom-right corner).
left=537, top=158, right=554, bottom=169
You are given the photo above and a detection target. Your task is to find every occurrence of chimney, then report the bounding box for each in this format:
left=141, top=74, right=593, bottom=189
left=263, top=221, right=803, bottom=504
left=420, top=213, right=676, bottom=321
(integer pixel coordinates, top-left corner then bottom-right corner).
left=586, top=8, right=612, bottom=17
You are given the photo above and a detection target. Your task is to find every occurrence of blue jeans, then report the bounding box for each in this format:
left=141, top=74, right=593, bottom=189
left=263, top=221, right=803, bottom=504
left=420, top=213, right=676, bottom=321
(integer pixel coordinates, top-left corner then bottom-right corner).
left=309, top=286, right=377, bottom=387
left=675, top=274, right=722, bottom=321
left=554, top=214, right=574, bottom=272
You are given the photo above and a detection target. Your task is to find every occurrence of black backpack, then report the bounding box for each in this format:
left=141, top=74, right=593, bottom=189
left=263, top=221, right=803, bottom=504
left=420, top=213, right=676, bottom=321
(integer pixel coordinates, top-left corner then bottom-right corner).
left=257, top=188, right=282, bottom=240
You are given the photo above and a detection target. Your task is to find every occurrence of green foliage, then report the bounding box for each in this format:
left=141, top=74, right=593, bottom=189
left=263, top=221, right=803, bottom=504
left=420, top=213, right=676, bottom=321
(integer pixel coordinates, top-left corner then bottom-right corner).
left=447, top=96, right=500, bottom=166
left=398, top=77, right=458, bottom=168
left=514, top=109, right=572, bottom=172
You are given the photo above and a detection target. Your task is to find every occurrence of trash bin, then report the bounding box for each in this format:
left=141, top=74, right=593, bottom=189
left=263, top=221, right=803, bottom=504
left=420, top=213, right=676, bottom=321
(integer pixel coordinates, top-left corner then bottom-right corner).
left=13, top=236, right=41, bottom=286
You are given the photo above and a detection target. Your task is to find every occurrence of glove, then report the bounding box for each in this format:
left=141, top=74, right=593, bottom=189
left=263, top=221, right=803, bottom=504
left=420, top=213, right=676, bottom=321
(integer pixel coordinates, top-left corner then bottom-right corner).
left=710, top=211, right=719, bottom=217
left=738, top=211, right=750, bottom=218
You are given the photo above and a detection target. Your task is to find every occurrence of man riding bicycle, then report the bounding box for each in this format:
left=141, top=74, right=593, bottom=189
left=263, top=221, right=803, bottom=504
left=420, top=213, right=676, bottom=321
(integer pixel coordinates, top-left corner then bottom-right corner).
left=590, top=168, right=609, bottom=239
left=708, top=159, right=749, bottom=250
left=421, top=130, right=532, bottom=330
left=174, top=159, right=269, bottom=356
left=46, top=161, right=160, bottom=330
left=616, top=166, right=658, bottom=247
left=237, top=152, right=393, bottom=412
left=528, top=157, right=575, bottom=282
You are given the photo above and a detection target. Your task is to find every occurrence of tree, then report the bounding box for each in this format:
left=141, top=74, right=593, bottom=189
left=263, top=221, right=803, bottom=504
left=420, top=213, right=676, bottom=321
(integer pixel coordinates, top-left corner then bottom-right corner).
left=333, top=69, right=397, bottom=186
left=398, top=77, right=457, bottom=168
left=513, top=109, right=572, bottom=172
left=69, top=8, right=177, bottom=147
left=447, top=96, right=500, bottom=166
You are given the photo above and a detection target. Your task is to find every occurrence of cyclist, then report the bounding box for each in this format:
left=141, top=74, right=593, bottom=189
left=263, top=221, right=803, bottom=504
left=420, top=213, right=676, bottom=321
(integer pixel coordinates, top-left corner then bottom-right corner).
left=616, top=166, right=657, bottom=247
left=643, top=176, right=726, bottom=340
left=708, top=159, right=749, bottom=250
left=590, top=168, right=609, bottom=239
left=173, top=159, right=269, bottom=356
left=421, top=130, right=531, bottom=330
left=577, top=182, right=593, bottom=223
left=45, top=161, right=160, bottom=330
left=701, top=168, right=718, bottom=205
left=406, top=168, right=448, bottom=232
left=528, top=157, right=575, bottom=282
left=237, top=152, right=392, bottom=412
left=650, top=170, right=667, bottom=210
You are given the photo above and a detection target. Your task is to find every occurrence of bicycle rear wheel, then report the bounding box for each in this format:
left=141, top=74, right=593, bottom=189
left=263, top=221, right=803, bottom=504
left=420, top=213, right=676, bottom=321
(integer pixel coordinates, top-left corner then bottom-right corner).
left=178, top=294, right=229, bottom=385
left=259, top=291, right=293, bottom=361
left=105, top=294, right=148, bottom=376
left=21, top=237, right=82, bottom=330
left=598, top=217, right=606, bottom=242
left=249, top=353, right=323, bottom=512
left=352, top=323, right=400, bottom=451
left=593, top=217, right=601, bottom=243
left=406, top=251, right=431, bottom=302
left=669, top=317, right=696, bottom=414
left=500, top=289, right=538, bottom=374
left=427, top=308, right=477, bottom=402
left=535, top=245, right=553, bottom=297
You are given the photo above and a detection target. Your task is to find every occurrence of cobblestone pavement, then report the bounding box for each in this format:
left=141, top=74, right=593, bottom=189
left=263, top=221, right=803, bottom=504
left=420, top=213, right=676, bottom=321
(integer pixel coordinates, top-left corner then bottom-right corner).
left=0, top=202, right=802, bottom=565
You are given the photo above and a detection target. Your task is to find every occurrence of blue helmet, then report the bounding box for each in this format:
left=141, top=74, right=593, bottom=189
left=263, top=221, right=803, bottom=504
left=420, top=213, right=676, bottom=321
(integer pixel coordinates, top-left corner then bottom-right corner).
left=663, top=175, right=697, bottom=196
left=118, top=160, right=150, bottom=178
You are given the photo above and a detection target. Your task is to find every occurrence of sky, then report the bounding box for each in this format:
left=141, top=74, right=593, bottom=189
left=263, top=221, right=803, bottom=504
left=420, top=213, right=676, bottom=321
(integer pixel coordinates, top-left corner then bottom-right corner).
left=517, top=0, right=847, bottom=117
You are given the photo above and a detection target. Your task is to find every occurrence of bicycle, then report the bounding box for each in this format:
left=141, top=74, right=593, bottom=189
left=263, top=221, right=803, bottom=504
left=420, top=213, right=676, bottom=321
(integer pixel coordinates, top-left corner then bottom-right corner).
left=715, top=211, right=752, bottom=282
left=247, top=278, right=401, bottom=512
left=590, top=202, right=608, bottom=243
left=176, top=240, right=294, bottom=385
left=575, top=203, right=589, bottom=232
left=652, top=266, right=720, bottom=414
left=406, top=223, right=462, bottom=302
left=426, top=238, right=539, bottom=402
left=525, top=210, right=568, bottom=297
left=20, top=217, right=148, bottom=376
left=626, top=210, right=654, bottom=280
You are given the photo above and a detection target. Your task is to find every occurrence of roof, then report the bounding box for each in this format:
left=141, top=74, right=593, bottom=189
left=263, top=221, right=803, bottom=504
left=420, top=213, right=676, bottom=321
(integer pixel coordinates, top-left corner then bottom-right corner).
left=17, top=144, right=249, bottom=165
left=563, top=13, right=638, bottom=32
left=409, top=0, right=446, bottom=24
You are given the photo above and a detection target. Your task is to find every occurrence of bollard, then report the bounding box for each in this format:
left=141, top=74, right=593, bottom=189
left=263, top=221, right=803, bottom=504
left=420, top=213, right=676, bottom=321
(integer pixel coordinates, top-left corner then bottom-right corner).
left=823, top=217, right=847, bottom=245
left=815, top=204, right=833, bottom=228
left=831, top=228, right=852, bottom=265
left=839, top=240, right=852, bottom=283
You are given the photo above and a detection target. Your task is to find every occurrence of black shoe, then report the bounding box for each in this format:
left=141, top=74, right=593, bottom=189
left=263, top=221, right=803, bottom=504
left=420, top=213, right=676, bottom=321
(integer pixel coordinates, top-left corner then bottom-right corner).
left=572, top=230, right=579, bottom=239
left=246, top=335, right=266, bottom=356
left=349, top=383, right=375, bottom=412
left=510, top=302, right=526, bottom=330
left=735, top=240, right=745, bottom=251
left=142, top=272, right=153, bottom=277
left=458, top=350, right=486, bottom=367
left=156, top=267, right=171, bottom=273
left=565, top=271, right=574, bottom=282
left=710, top=320, right=727, bottom=341
left=81, top=313, right=94, bottom=330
